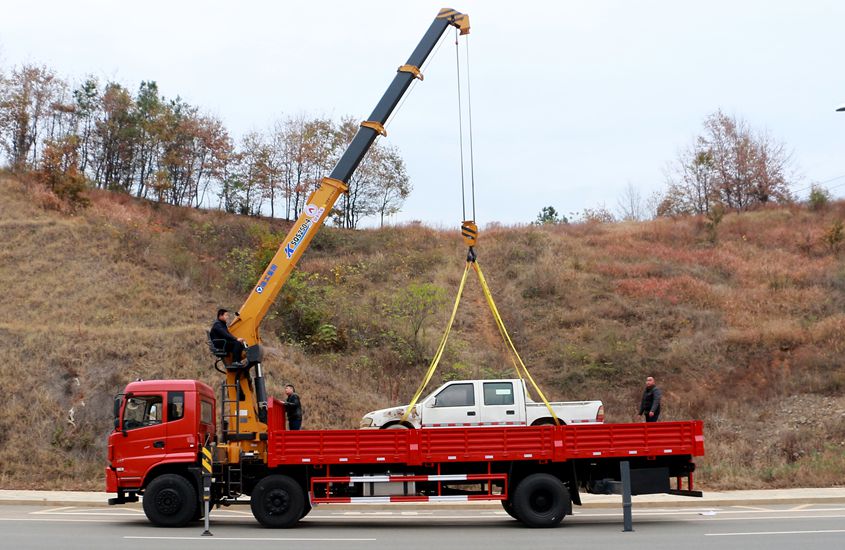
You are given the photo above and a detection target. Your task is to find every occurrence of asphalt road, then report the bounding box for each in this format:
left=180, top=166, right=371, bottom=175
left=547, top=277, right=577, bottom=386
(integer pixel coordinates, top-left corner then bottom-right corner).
left=1, top=503, right=844, bottom=549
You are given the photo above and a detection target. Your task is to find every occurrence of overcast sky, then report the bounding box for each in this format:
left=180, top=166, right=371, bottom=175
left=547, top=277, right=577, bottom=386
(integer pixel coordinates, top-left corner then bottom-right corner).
left=2, top=0, right=844, bottom=227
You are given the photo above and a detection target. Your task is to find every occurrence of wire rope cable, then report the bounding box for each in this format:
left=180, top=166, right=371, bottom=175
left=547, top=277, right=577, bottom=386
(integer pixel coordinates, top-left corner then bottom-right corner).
left=454, top=27, right=467, bottom=221
left=465, top=35, right=477, bottom=221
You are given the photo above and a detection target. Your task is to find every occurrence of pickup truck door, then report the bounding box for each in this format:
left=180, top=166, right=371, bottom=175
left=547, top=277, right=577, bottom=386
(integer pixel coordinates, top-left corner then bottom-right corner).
left=478, top=381, right=526, bottom=426
left=421, top=382, right=480, bottom=427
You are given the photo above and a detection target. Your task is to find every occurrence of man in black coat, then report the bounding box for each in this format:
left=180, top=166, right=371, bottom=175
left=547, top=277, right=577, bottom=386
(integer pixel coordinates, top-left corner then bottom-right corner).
left=284, top=384, right=303, bottom=431
left=639, top=376, right=662, bottom=422
left=210, top=309, right=246, bottom=364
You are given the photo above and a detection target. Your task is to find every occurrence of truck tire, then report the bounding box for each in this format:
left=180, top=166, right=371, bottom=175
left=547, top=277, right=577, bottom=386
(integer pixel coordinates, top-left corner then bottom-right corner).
left=250, top=474, right=305, bottom=528
left=142, top=474, right=198, bottom=527
left=501, top=499, right=518, bottom=519
left=512, top=473, right=569, bottom=528
left=300, top=501, right=312, bottom=519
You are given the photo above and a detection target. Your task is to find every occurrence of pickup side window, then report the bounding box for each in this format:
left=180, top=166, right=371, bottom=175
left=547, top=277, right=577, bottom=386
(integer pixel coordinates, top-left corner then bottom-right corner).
left=434, top=383, right=475, bottom=407
left=168, top=391, right=185, bottom=421
left=123, top=395, right=163, bottom=430
left=483, top=382, right=514, bottom=406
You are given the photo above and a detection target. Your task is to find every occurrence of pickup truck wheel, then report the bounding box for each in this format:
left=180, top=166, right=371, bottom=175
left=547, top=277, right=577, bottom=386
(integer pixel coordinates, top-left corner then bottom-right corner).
left=383, top=423, right=410, bottom=429
left=251, top=475, right=305, bottom=528
left=501, top=499, right=518, bottom=519
left=142, top=474, right=197, bottom=527
left=512, top=473, right=568, bottom=528
left=531, top=418, right=558, bottom=426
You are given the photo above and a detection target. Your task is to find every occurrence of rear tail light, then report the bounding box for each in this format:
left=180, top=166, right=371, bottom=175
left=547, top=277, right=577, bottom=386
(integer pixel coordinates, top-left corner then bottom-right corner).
left=596, top=405, right=605, bottom=423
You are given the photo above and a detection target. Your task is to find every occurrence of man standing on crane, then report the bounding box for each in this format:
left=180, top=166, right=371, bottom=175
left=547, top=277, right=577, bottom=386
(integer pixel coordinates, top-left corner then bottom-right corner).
left=211, top=309, right=246, bottom=365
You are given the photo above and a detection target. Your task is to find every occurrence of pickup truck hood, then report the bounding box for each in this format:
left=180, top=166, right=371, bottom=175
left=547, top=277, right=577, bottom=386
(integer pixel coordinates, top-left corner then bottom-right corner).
left=361, top=404, right=420, bottom=427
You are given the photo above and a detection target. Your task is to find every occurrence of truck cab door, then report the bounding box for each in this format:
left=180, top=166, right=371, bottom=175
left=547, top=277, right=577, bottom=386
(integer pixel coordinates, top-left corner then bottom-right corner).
left=479, top=381, right=525, bottom=426
left=421, top=382, right=479, bottom=427
left=112, top=393, right=167, bottom=487
left=165, top=391, right=198, bottom=461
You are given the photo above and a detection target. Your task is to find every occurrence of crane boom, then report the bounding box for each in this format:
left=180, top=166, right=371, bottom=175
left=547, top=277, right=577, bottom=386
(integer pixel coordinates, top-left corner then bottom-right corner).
left=228, top=7, right=469, bottom=345
left=218, top=8, right=469, bottom=453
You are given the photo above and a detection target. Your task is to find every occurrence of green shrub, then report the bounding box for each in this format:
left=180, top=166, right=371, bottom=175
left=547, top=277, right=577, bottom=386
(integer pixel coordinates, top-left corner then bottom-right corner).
left=808, top=185, right=832, bottom=211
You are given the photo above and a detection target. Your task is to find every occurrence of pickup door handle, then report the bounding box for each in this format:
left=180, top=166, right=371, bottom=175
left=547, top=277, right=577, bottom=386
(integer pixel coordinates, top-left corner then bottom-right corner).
left=466, top=411, right=476, bottom=416
left=153, top=440, right=165, bottom=449
left=506, top=410, right=515, bottom=415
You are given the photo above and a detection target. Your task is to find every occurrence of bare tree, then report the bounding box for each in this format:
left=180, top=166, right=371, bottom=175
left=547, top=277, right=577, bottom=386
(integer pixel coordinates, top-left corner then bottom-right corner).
left=0, top=64, right=62, bottom=169
left=616, top=181, right=646, bottom=221
left=661, top=110, right=794, bottom=215
left=373, top=144, right=411, bottom=227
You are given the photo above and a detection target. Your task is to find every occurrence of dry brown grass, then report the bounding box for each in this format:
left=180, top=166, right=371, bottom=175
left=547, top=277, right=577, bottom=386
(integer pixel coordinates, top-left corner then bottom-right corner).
left=1, top=176, right=844, bottom=490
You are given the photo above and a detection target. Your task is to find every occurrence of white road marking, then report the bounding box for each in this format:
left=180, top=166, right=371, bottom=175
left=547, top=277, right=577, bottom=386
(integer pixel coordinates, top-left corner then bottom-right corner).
left=0, top=518, right=120, bottom=523
left=124, top=536, right=376, bottom=541
left=706, top=529, right=845, bottom=537
left=31, top=510, right=144, bottom=516
left=31, top=507, right=75, bottom=515
left=573, top=507, right=845, bottom=518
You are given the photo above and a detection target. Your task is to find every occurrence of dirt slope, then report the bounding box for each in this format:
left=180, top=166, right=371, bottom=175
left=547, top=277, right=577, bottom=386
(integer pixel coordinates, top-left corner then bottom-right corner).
left=0, top=176, right=843, bottom=489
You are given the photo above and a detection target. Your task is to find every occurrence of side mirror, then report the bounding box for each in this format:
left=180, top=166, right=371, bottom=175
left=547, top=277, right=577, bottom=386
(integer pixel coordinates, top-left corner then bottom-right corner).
left=113, top=395, right=122, bottom=430
left=425, top=399, right=435, bottom=408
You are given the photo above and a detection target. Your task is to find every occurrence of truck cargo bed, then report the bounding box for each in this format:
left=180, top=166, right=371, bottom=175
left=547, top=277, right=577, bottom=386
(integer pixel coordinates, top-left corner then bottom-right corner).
left=267, top=400, right=703, bottom=467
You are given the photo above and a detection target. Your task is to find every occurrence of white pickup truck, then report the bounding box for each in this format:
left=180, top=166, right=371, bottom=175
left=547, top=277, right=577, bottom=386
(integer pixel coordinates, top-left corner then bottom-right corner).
left=359, top=379, right=604, bottom=429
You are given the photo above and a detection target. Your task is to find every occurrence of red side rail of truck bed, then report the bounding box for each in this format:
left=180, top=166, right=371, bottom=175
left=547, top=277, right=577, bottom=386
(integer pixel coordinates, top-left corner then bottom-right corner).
left=266, top=401, right=704, bottom=468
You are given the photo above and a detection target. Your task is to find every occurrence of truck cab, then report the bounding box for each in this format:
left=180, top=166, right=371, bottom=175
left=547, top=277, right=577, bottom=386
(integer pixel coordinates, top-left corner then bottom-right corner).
left=106, top=380, right=215, bottom=498
left=360, top=379, right=604, bottom=429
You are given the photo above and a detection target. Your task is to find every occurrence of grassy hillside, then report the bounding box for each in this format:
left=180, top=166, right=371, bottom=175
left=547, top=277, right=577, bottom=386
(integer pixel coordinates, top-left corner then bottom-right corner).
left=1, top=174, right=843, bottom=490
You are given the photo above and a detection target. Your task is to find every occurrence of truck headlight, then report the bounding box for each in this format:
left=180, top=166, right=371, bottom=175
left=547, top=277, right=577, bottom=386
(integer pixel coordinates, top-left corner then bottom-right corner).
left=359, top=416, right=374, bottom=428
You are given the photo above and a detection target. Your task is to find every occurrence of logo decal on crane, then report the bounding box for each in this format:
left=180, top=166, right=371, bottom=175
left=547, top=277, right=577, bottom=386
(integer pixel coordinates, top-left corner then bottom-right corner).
left=283, top=203, right=325, bottom=259
left=255, top=263, right=278, bottom=294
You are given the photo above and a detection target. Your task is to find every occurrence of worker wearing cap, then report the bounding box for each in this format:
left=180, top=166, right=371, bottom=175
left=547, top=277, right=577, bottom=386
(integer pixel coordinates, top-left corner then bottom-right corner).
left=210, top=309, right=246, bottom=364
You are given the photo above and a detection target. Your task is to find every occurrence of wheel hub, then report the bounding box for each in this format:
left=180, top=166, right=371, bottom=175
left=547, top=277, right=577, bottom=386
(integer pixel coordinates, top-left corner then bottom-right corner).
left=265, top=489, right=290, bottom=515
left=530, top=489, right=553, bottom=513
left=155, top=488, right=182, bottom=515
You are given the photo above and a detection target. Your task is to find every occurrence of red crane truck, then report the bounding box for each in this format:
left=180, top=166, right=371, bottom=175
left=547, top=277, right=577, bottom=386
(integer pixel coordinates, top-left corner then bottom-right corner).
left=105, top=8, right=705, bottom=529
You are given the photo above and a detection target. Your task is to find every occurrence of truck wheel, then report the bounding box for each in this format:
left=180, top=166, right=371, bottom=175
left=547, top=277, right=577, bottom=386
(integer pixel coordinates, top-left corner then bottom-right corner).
left=383, top=423, right=410, bottom=430
left=251, top=475, right=305, bottom=528
left=142, top=474, right=198, bottom=527
left=512, top=473, right=568, bottom=528
left=501, top=499, right=517, bottom=519
left=300, top=501, right=312, bottom=519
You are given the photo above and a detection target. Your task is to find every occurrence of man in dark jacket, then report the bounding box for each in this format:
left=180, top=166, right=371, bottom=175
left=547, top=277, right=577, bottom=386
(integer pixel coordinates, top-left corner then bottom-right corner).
left=210, top=309, right=246, bottom=364
left=284, top=384, right=303, bottom=430
left=639, top=376, right=662, bottom=422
